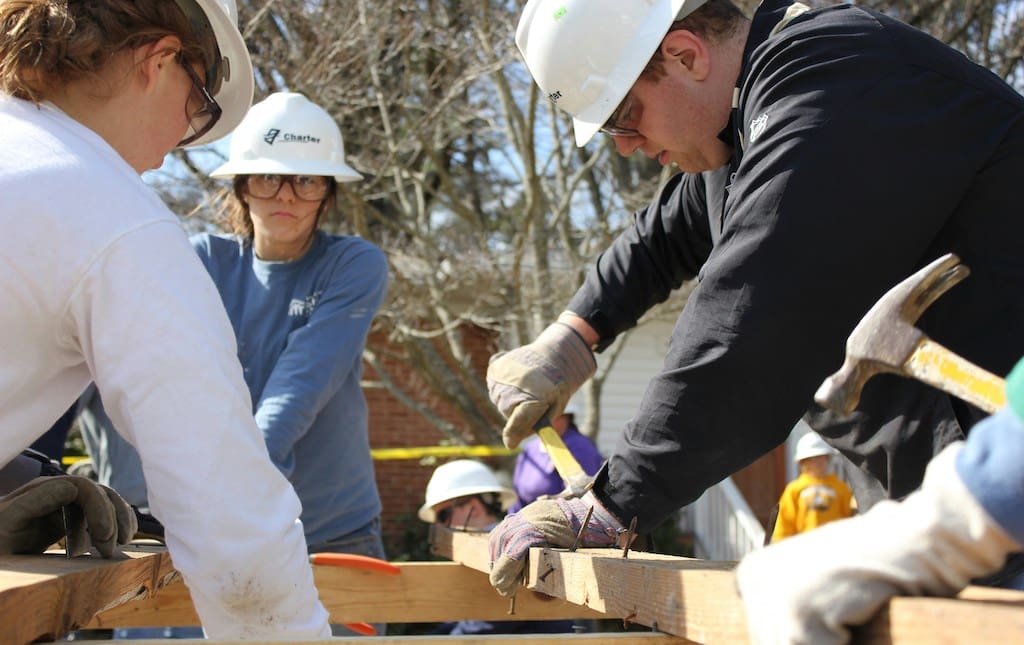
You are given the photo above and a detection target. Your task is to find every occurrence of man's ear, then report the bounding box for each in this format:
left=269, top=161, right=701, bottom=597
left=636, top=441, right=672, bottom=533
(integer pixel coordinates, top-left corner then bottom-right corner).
left=660, top=30, right=711, bottom=80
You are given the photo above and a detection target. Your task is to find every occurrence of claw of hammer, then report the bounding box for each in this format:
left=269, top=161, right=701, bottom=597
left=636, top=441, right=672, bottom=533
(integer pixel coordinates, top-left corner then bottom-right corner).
left=815, top=253, right=1006, bottom=415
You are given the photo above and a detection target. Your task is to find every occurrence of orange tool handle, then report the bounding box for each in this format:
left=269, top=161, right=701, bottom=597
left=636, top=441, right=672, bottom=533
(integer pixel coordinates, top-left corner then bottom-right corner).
left=343, top=622, right=377, bottom=636
left=309, top=552, right=401, bottom=576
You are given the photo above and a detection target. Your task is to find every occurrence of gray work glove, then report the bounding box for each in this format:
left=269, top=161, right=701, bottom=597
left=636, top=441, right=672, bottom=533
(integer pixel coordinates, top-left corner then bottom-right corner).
left=736, top=442, right=1021, bottom=645
left=488, top=491, right=622, bottom=597
left=0, top=476, right=138, bottom=558
left=487, top=322, right=596, bottom=449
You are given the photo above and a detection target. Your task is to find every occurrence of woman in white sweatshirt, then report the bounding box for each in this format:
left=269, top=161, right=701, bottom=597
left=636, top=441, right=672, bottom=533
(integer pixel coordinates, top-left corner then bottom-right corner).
left=0, top=0, right=330, bottom=639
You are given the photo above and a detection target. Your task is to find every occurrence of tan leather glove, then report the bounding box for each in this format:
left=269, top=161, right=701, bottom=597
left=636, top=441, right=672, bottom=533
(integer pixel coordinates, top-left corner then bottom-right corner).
left=487, top=322, right=596, bottom=449
left=736, top=442, right=1021, bottom=645
left=0, top=476, right=138, bottom=557
left=488, top=491, right=622, bottom=597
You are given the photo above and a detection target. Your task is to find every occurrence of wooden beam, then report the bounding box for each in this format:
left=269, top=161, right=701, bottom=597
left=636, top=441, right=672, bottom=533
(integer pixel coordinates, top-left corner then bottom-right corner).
left=529, top=548, right=745, bottom=642
left=857, top=589, right=1024, bottom=643
left=0, top=545, right=175, bottom=644
left=90, top=561, right=605, bottom=628
left=75, top=634, right=694, bottom=644
left=430, top=525, right=1024, bottom=643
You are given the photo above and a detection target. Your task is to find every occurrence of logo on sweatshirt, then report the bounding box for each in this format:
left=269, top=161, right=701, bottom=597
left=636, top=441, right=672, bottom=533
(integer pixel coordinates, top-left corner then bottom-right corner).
left=288, top=291, right=322, bottom=318
left=749, top=112, right=769, bottom=142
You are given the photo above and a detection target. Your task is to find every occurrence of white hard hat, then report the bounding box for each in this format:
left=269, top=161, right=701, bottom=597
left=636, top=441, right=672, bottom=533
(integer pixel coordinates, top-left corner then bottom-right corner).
left=174, top=0, right=254, bottom=146
left=516, top=0, right=709, bottom=147
left=418, top=460, right=516, bottom=523
left=794, top=432, right=835, bottom=462
left=210, top=92, right=362, bottom=182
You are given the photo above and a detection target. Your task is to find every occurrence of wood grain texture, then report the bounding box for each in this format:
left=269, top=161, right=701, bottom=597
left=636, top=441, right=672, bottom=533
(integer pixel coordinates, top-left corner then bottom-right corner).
left=430, top=525, right=1024, bottom=644
left=0, top=545, right=176, bottom=644
left=69, top=635, right=695, bottom=644
left=90, top=560, right=604, bottom=627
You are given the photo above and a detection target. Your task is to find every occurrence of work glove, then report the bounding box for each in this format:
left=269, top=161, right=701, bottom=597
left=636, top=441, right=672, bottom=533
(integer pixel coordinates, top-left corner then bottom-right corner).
left=0, top=476, right=138, bottom=558
left=488, top=491, right=623, bottom=597
left=735, top=442, right=1021, bottom=645
left=487, top=321, right=596, bottom=449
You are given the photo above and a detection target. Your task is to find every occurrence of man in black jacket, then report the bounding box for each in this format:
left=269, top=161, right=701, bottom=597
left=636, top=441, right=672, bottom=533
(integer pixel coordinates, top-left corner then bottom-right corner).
left=488, top=0, right=1024, bottom=600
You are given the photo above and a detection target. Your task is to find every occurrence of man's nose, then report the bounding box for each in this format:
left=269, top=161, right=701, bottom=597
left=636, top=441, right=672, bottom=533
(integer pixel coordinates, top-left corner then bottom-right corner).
left=612, top=133, right=642, bottom=157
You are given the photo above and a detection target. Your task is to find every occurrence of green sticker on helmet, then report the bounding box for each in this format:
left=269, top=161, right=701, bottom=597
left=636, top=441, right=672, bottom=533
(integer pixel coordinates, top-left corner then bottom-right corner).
left=553, top=7, right=567, bottom=19
left=1006, top=356, right=1024, bottom=422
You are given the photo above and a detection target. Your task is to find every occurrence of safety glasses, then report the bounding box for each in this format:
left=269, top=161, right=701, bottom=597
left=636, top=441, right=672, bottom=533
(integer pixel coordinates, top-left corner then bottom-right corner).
left=176, top=55, right=222, bottom=146
left=436, top=498, right=473, bottom=526
left=600, top=93, right=640, bottom=137
left=244, top=174, right=333, bottom=201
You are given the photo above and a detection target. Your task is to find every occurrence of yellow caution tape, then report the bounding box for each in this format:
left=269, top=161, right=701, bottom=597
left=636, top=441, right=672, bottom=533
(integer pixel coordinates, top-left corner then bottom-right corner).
left=370, top=445, right=518, bottom=460
left=62, top=444, right=517, bottom=467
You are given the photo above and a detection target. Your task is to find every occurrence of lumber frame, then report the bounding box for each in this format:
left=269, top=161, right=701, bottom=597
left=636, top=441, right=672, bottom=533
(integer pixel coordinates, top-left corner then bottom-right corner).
left=3, top=532, right=1020, bottom=644
left=429, top=525, right=1024, bottom=643
left=90, top=560, right=605, bottom=628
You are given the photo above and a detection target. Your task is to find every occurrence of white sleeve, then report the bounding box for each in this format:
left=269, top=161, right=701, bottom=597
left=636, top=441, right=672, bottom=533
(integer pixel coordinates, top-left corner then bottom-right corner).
left=66, top=221, right=330, bottom=639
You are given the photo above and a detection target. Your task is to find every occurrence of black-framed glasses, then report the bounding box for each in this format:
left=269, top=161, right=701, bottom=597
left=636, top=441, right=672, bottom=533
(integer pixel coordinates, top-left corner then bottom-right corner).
left=176, top=54, right=222, bottom=146
left=436, top=505, right=456, bottom=525
left=600, top=93, right=640, bottom=137
left=244, top=174, right=333, bottom=201
left=436, top=497, right=474, bottom=526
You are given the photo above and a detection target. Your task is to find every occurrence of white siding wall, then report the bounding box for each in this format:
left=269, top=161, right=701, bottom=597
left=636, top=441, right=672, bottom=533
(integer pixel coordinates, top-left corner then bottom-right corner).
left=590, top=319, right=675, bottom=457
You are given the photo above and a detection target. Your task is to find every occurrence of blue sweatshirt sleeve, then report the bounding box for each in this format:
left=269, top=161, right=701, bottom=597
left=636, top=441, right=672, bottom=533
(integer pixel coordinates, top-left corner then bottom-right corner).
left=256, top=241, right=388, bottom=476
left=955, top=358, right=1024, bottom=544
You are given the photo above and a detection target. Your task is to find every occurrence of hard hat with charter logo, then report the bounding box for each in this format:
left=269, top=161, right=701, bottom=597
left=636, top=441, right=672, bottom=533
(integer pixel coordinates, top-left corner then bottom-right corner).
left=173, top=0, right=254, bottom=146
left=210, top=92, right=362, bottom=182
left=515, top=0, right=708, bottom=147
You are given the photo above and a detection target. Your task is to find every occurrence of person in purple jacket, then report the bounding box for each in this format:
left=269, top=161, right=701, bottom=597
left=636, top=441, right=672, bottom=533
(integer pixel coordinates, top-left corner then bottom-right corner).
left=508, top=401, right=604, bottom=513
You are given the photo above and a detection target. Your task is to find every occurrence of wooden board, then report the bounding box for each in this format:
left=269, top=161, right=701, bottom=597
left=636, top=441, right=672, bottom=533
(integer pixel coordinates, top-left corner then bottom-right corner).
left=90, top=560, right=605, bottom=628
left=5, top=530, right=1020, bottom=643
left=68, top=635, right=695, bottom=644
left=430, top=525, right=1024, bottom=643
left=0, top=545, right=176, bottom=644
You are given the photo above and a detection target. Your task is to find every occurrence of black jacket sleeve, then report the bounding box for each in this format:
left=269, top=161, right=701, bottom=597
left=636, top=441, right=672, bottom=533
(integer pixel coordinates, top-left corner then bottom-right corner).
left=568, top=167, right=719, bottom=349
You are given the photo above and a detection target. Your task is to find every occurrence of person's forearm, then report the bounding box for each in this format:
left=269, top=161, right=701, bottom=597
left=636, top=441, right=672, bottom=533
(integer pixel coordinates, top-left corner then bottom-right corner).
left=557, top=311, right=600, bottom=348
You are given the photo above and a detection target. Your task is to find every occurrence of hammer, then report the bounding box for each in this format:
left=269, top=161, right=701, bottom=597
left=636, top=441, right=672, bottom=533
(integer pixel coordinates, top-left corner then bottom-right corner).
left=815, top=253, right=1007, bottom=415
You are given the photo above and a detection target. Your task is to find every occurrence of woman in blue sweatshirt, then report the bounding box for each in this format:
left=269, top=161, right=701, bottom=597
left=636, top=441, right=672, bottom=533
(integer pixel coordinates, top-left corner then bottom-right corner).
left=197, top=92, right=389, bottom=560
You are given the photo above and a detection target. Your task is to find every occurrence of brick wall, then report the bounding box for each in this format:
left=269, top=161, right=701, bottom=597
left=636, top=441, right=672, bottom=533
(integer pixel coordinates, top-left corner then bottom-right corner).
left=365, top=324, right=504, bottom=558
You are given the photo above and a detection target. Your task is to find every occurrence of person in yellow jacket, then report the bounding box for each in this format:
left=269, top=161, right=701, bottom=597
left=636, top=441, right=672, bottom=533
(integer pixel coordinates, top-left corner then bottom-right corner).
left=771, top=432, right=854, bottom=543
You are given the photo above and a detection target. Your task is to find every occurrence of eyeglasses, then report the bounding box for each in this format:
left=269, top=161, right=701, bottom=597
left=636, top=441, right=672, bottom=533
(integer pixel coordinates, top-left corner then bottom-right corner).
left=244, top=174, right=333, bottom=201
left=436, top=505, right=456, bottom=525
left=176, top=54, right=222, bottom=146
left=436, top=498, right=473, bottom=526
left=600, top=93, right=640, bottom=137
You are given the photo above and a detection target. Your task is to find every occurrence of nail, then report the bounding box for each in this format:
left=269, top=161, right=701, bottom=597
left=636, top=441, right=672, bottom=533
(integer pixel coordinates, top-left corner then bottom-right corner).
left=570, top=506, right=594, bottom=552
left=621, top=516, right=638, bottom=558
left=538, top=564, right=556, bottom=582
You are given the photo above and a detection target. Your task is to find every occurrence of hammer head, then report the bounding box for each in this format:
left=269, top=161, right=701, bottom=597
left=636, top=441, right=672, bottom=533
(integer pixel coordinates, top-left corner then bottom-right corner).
left=815, top=253, right=969, bottom=415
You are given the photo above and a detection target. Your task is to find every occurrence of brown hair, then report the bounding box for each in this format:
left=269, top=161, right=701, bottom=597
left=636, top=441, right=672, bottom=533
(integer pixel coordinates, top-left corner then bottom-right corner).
left=0, top=0, right=210, bottom=103
left=221, top=175, right=339, bottom=242
left=641, top=0, right=749, bottom=81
